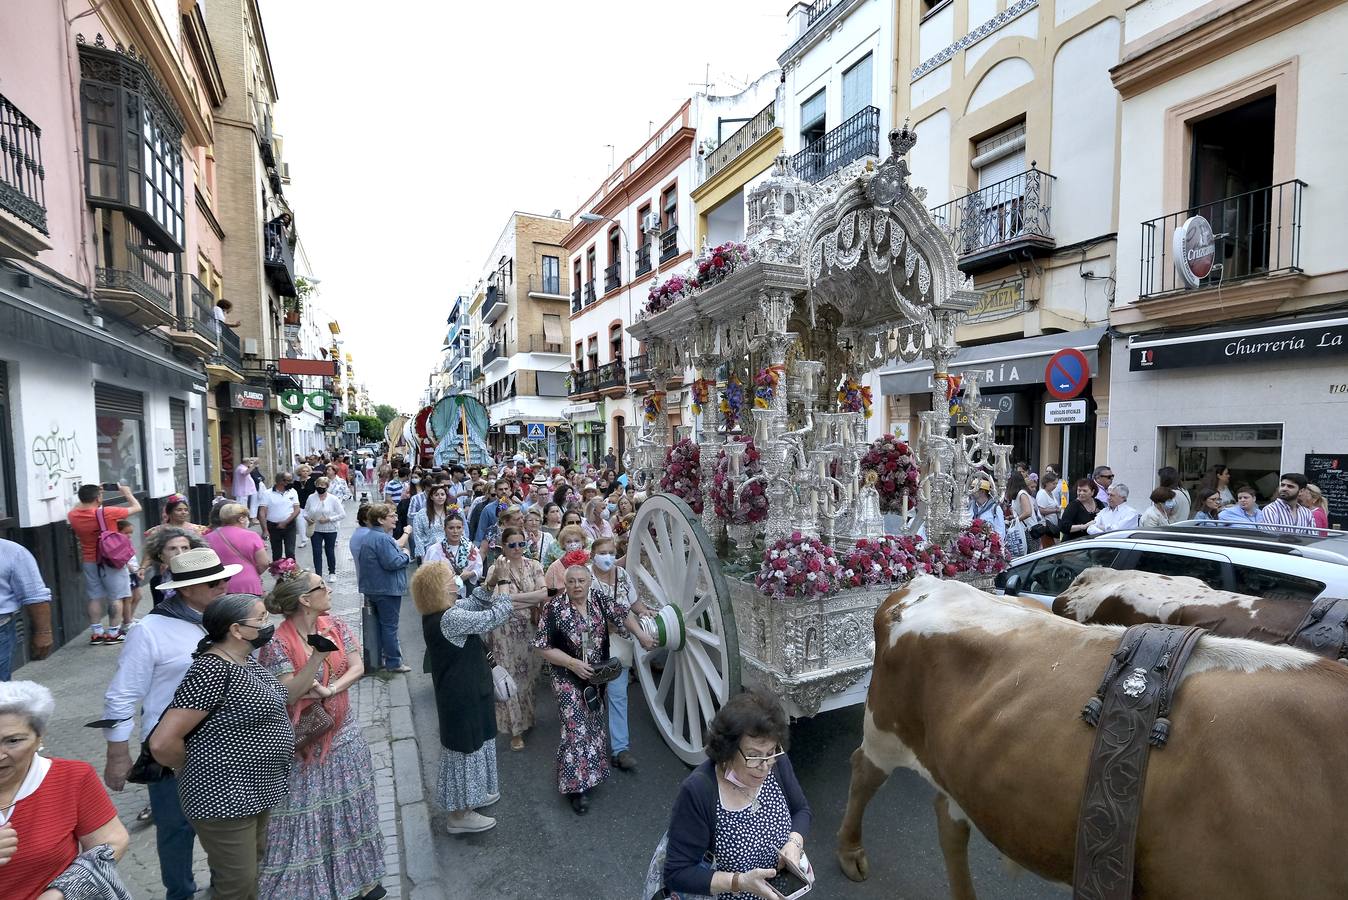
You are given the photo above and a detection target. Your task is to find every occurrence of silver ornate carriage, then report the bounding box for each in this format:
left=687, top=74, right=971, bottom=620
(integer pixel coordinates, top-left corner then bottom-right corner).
left=620, top=127, right=1013, bottom=763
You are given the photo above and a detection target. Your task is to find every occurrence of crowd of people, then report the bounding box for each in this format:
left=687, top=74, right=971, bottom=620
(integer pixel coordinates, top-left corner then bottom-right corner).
left=981, top=460, right=1334, bottom=559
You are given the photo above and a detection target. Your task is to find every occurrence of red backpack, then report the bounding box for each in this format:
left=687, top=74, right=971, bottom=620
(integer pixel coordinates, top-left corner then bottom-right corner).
left=95, top=506, right=136, bottom=569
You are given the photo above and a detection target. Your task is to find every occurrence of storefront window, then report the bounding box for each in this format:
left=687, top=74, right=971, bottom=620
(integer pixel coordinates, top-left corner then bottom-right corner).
left=1159, top=424, right=1283, bottom=499
left=96, top=414, right=145, bottom=493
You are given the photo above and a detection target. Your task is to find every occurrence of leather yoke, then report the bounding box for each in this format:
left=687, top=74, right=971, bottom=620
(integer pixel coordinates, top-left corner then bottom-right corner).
left=1286, top=596, right=1348, bottom=663
left=1073, top=623, right=1206, bottom=900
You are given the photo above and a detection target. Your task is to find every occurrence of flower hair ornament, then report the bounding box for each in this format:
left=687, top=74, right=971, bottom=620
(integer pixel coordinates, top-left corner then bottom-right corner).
left=269, top=557, right=301, bottom=581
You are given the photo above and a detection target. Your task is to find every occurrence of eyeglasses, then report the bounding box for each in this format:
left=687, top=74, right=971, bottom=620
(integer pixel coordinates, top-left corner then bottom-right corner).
left=738, top=746, right=785, bottom=770
left=304, top=581, right=331, bottom=596
left=505, top=541, right=528, bottom=549
left=1098, top=473, right=1114, bottom=480
left=237, top=616, right=270, bottom=629
left=206, top=578, right=227, bottom=588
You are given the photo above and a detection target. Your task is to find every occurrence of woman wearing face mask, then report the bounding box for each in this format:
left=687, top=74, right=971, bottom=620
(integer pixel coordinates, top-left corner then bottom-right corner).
left=303, top=477, right=345, bottom=579
left=256, top=569, right=385, bottom=900
left=151, top=593, right=329, bottom=900
left=1139, top=486, right=1174, bottom=528
left=582, top=498, right=613, bottom=543
left=587, top=536, right=654, bottom=772
left=546, top=524, right=589, bottom=592
left=482, top=526, right=550, bottom=752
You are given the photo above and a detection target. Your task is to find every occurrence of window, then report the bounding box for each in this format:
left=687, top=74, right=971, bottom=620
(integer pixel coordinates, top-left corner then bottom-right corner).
left=1129, top=551, right=1226, bottom=591
left=542, top=313, right=563, bottom=351
left=573, top=259, right=582, bottom=299
left=800, top=89, right=826, bottom=148
left=574, top=341, right=584, bottom=368
left=94, top=383, right=147, bottom=494
left=537, top=371, right=568, bottom=397
left=79, top=43, right=186, bottom=250
left=637, top=203, right=652, bottom=244
left=973, top=122, right=1026, bottom=189
left=585, top=247, right=596, bottom=284
left=662, top=187, right=677, bottom=230
left=542, top=255, right=560, bottom=295
left=586, top=335, right=599, bottom=371
left=609, top=323, right=623, bottom=362
left=842, top=54, right=873, bottom=120
left=1231, top=566, right=1323, bottom=603
left=1016, top=546, right=1121, bottom=597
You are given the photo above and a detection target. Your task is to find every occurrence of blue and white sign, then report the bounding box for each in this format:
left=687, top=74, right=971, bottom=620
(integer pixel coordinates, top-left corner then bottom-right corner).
left=527, top=422, right=546, bottom=439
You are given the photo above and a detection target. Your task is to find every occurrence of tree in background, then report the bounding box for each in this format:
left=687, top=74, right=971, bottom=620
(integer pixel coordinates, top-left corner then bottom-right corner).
left=373, top=404, right=398, bottom=427
left=347, top=413, right=385, bottom=441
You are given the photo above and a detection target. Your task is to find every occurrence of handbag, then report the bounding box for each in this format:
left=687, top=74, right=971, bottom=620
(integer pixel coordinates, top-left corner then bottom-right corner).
left=588, top=656, right=623, bottom=685
left=293, top=700, right=336, bottom=752
left=305, top=519, right=317, bottom=539
left=129, top=662, right=232, bottom=784
left=492, top=664, right=518, bottom=702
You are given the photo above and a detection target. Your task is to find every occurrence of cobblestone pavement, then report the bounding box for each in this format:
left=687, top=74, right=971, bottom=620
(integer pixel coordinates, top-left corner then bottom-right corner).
left=20, top=501, right=433, bottom=899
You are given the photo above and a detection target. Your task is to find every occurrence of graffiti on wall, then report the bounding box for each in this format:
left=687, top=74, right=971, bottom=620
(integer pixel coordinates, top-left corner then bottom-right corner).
left=31, top=424, right=82, bottom=498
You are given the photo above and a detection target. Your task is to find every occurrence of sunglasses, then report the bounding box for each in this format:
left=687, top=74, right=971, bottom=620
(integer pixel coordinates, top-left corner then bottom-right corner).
left=505, top=541, right=528, bottom=549
left=303, top=581, right=331, bottom=596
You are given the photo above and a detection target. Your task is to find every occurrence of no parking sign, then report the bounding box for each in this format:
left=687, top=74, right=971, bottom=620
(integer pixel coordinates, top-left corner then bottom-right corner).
left=1044, top=348, right=1090, bottom=400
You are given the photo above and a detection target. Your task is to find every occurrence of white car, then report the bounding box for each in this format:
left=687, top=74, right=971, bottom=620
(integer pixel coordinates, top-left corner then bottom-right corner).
left=995, top=521, right=1348, bottom=609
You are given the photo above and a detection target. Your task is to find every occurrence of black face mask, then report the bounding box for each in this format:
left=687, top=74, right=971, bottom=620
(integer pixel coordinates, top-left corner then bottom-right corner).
left=243, top=623, right=275, bottom=649
left=317, top=487, right=328, bottom=493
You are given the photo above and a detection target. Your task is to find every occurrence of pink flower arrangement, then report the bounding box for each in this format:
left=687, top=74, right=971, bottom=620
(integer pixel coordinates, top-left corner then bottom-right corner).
left=659, top=438, right=703, bottom=514
left=695, top=241, right=752, bottom=288
left=840, top=537, right=918, bottom=588
left=943, top=519, right=1008, bottom=576
left=889, top=534, right=949, bottom=577
left=838, top=376, right=873, bottom=418
left=268, top=557, right=299, bottom=579
left=755, top=532, right=844, bottom=601
left=860, top=434, right=920, bottom=513
left=753, top=365, right=783, bottom=410
left=711, top=438, right=769, bottom=525
left=645, top=272, right=698, bottom=315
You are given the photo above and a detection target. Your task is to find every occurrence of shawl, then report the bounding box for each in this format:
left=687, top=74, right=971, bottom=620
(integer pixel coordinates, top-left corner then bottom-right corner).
left=276, top=614, right=350, bottom=764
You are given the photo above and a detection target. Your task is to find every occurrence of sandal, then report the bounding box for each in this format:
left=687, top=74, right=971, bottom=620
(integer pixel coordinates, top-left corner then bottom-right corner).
left=136, top=805, right=153, bottom=823
left=510, top=735, right=525, bottom=752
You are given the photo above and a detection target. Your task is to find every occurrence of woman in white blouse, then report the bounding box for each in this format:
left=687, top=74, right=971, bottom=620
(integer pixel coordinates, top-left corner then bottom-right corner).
left=303, top=476, right=346, bottom=577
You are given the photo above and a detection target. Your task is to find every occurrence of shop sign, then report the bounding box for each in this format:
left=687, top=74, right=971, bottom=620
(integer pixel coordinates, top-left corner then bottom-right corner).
left=1304, top=454, right=1347, bottom=529
left=1130, top=318, right=1348, bottom=371
left=504, top=424, right=522, bottom=435
left=279, top=389, right=331, bottom=413
left=343, top=420, right=361, bottom=433
left=1173, top=215, right=1216, bottom=288
left=963, top=279, right=1025, bottom=324
left=1044, top=399, right=1087, bottom=425
left=226, top=383, right=267, bottom=410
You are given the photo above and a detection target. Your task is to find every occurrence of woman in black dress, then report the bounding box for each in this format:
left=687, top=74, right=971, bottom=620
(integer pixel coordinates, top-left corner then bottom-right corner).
left=1057, top=478, right=1102, bottom=542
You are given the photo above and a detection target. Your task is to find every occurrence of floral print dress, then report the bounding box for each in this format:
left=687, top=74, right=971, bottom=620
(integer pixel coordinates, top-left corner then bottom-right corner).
left=489, top=556, right=545, bottom=737
left=532, top=591, right=629, bottom=794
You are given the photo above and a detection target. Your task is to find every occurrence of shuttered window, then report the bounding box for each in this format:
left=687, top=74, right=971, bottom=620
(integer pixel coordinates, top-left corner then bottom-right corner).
left=973, top=123, right=1026, bottom=189
left=841, top=54, right=873, bottom=120
left=94, top=383, right=146, bottom=492
left=169, top=397, right=189, bottom=495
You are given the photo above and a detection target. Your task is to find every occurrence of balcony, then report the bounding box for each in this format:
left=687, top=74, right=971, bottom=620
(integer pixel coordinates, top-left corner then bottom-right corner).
left=628, top=351, right=651, bottom=386
left=528, top=273, right=567, bottom=299
left=522, top=334, right=565, bottom=354
left=584, top=279, right=596, bottom=306
left=1138, top=180, right=1305, bottom=300
left=264, top=222, right=297, bottom=297
left=0, top=92, right=50, bottom=249
left=805, top=0, right=834, bottom=26
left=929, top=166, right=1057, bottom=274
left=168, top=275, right=220, bottom=356
left=635, top=242, right=652, bottom=277
left=703, top=101, right=777, bottom=184
left=572, top=286, right=582, bottom=314
left=206, top=324, right=244, bottom=381
left=604, top=261, right=621, bottom=293
left=483, top=340, right=506, bottom=368
left=569, top=367, right=599, bottom=397
left=482, top=284, right=505, bottom=324
left=660, top=227, right=680, bottom=263
left=597, top=359, right=626, bottom=391
left=95, top=221, right=177, bottom=328
left=792, top=105, right=880, bottom=184
left=471, top=365, right=482, bottom=382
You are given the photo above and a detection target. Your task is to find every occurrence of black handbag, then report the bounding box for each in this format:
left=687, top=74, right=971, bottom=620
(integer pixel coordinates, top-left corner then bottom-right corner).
left=128, top=660, right=233, bottom=784
left=587, top=656, right=623, bottom=685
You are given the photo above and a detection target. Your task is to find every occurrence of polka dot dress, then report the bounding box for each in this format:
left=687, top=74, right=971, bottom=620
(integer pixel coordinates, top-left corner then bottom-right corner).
left=713, top=769, right=791, bottom=900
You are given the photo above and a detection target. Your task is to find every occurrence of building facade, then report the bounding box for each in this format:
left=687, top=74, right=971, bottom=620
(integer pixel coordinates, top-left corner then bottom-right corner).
left=470, top=213, right=572, bottom=456
left=562, top=103, right=698, bottom=467
left=1105, top=0, right=1348, bottom=512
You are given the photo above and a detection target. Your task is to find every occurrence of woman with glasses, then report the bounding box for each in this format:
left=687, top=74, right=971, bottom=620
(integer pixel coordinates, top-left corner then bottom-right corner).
left=483, top=526, right=549, bottom=752
left=151, top=593, right=330, bottom=900
left=659, top=690, right=812, bottom=900
left=254, top=568, right=386, bottom=900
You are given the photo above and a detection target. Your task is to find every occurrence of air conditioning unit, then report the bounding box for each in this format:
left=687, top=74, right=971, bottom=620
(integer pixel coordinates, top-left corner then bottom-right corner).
left=641, top=212, right=661, bottom=234
left=243, top=338, right=260, bottom=357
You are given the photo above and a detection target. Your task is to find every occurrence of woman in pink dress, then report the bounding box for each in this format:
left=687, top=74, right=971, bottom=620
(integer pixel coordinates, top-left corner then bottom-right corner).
left=205, top=502, right=271, bottom=594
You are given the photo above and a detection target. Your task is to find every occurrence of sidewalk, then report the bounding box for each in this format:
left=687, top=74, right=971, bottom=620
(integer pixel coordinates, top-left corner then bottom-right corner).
left=19, top=503, right=430, bottom=899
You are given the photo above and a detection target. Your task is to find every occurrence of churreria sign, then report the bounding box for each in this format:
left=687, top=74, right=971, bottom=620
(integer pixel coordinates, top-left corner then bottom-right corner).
left=1130, top=318, right=1348, bottom=371
left=1172, top=215, right=1216, bottom=289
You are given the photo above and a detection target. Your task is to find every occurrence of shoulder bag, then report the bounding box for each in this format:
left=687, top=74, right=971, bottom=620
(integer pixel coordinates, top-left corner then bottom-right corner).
left=129, top=661, right=232, bottom=784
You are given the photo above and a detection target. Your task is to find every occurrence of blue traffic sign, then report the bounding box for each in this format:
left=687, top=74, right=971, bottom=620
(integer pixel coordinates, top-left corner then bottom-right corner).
left=526, top=422, right=546, bottom=439
left=1044, top=348, right=1090, bottom=401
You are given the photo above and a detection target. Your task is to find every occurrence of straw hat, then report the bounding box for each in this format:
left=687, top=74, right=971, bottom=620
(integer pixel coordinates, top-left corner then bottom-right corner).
left=155, top=547, right=242, bottom=590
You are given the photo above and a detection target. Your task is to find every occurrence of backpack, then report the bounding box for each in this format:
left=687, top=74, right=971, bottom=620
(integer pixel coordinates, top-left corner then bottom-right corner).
left=95, top=507, right=136, bottom=569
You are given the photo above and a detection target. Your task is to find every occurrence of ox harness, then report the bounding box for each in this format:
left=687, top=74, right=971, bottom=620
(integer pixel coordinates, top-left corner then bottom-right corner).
left=1073, top=623, right=1206, bottom=900
left=1286, top=596, right=1348, bottom=663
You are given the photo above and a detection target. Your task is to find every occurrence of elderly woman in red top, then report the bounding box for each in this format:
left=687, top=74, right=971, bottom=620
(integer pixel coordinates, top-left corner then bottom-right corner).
left=0, top=681, right=130, bottom=900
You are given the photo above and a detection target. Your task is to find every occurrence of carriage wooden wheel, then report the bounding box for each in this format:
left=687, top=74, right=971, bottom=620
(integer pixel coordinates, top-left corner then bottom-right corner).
left=626, top=493, right=740, bottom=765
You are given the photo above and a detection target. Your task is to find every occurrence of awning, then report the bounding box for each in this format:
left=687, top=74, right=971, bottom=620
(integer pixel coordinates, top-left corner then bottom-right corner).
left=542, top=314, right=564, bottom=345
left=0, top=283, right=205, bottom=392
left=879, top=326, right=1108, bottom=395
left=1126, top=313, right=1348, bottom=372
left=563, top=402, right=602, bottom=420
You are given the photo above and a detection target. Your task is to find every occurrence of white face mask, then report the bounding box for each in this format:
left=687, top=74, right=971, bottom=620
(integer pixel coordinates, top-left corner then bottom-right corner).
left=593, top=553, right=615, bottom=571
left=565, top=540, right=583, bottom=552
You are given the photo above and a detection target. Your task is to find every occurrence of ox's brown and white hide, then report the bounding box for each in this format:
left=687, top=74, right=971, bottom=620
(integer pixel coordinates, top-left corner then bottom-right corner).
left=836, top=575, right=1348, bottom=900
left=1052, top=567, right=1312, bottom=645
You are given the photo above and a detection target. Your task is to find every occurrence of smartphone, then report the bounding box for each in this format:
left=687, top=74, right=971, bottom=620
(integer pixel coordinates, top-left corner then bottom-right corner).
left=766, top=866, right=811, bottom=899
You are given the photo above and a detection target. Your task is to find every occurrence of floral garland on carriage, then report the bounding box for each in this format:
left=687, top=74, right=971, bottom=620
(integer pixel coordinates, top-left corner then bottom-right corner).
left=860, top=434, right=920, bottom=513
left=710, top=438, right=769, bottom=525
left=754, top=532, right=843, bottom=600
left=659, top=438, right=703, bottom=514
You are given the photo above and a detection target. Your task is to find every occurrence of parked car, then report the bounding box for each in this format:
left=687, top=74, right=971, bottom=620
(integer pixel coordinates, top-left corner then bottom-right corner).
left=995, top=522, right=1348, bottom=609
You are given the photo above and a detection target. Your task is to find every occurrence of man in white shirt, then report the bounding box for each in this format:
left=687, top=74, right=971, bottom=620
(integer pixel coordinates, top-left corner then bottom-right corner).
left=447, top=466, right=471, bottom=507
left=1088, top=483, right=1141, bottom=535
left=102, top=548, right=240, bottom=900
left=258, top=472, right=300, bottom=560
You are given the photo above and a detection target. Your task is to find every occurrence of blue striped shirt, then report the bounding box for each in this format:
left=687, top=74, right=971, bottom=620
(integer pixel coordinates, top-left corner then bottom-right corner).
left=0, top=539, right=52, bottom=616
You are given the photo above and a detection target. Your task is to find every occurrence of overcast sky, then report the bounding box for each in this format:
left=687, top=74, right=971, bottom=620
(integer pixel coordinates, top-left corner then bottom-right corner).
left=265, top=0, right=788, bottom=411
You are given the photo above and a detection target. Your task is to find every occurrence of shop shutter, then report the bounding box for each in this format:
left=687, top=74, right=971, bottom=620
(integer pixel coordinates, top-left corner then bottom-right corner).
left=94, top=383, right=145, bottom=418
left=169, top=398, right=189, bottom=494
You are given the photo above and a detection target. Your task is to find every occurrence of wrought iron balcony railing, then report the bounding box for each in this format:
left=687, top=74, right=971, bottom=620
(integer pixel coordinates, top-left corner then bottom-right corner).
left=572, top=286, right=582, bottom=314
left=628, top=351, right=650, bottom=385
left=483, top=340, right=506, bottom=367
left=1138, top=179, right=1305, bottom=299
left=529, top=273, right=564, bottom=296
left=264, top=223, right=297, bottom=297
left=0, top=93, right=48, bottom=234
left=792, top=106, right=880, bottom=184
left=96, top=238, right=174, bottom=314
left=184, top=275, right=218, bottom=341
left=597, top=359, right=626, bottom=390
left=569, top=368, right=599, bottom=396
left=805, top=0, right=834, bottom=26
left=635, top=242, right=652, bottom=276
left=482, top=284, right=504, bottom=322
left=660, top=226, right=679, bottom=262
left=522, top=334, right=565, bottom=354
left=929, top=165, right=1056, bottom=269
left=216, top=324, right=243, bottom=371
left=584, top=280, right=595, bottom=305
left=604, top=261, right=621, bottom=292
left=704, top=101, right=776, bottom=183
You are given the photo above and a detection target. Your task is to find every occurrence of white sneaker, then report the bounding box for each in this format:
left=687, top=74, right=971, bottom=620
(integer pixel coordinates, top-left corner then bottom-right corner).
left=475, top=792, right=500, bottom=809
left=446, top=811, right=496, bottom=834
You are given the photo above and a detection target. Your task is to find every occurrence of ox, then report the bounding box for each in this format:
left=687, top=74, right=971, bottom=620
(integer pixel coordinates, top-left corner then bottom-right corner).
left=1051, top=567, right=1310, bottom=644
left=836, top=574, right=1348, bottom=899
